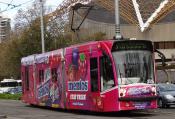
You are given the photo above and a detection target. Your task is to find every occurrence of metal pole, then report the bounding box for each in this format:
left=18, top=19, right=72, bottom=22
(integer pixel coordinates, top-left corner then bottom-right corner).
left=115, top=0, right=122, bottom=39
left=0, top=16, right=1, bottom=43
left=40, top=0, right=45, bottom=53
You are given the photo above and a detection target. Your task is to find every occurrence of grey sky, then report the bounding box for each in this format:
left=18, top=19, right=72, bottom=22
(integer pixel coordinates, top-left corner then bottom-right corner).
left=0, top=0, right=63, bottom=22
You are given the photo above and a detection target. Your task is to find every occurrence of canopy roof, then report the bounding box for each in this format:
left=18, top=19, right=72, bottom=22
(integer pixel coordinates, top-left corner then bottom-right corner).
left=47, top=0, right=175, bottom=32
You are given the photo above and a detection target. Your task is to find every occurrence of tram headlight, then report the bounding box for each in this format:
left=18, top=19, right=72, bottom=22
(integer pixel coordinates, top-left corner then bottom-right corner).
left=97, top=44, right=101, bottom=49
left=151, top=86, right=156, bottom=95
left=119, top=88, right=126, bottom=97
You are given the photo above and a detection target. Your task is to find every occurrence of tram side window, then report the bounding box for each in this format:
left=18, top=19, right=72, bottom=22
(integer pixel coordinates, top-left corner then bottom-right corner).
left=39, top=70, right=44, bottom=83
left=100, top=54, right=115, bottom=91
left=51, top=68, right=57, bottom=82
left=90, top=58, right=99, bottom=92
left=25, top=67, right=29, bottom=91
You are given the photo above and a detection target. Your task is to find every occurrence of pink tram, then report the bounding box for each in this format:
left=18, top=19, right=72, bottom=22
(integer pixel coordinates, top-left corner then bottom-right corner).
left=21, top=40, right=158, bottom=112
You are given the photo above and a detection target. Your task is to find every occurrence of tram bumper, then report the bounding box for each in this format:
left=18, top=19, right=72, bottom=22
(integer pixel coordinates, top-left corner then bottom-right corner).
left=119, top=96, right=158, bottom=101
left=118, top=96, right=158, bottom=110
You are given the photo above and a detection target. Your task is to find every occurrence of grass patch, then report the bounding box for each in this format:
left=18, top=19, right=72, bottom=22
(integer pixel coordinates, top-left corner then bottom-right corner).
left=0, top=93, right=22, bottom=100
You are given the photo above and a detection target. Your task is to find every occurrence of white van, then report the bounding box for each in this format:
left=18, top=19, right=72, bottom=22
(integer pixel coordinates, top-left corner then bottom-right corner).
left=0, top=79, right=18, bottom=93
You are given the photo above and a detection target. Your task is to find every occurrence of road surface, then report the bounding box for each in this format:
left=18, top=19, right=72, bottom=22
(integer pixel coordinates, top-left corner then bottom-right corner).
left=0, top=100, right=174, bottom=119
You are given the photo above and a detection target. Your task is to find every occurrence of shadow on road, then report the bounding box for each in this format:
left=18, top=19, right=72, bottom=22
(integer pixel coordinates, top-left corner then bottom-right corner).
left=67, top=110, right=158, bottom=118
left=158, top=107, right=175, bottom=109
left=26, top=105, right=158, bottom=118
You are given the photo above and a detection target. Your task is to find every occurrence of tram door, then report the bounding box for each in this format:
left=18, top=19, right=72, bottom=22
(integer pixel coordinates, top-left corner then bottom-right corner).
left=33, top=63, right=37, bottom=104
left=90, top=57, right=103, bottom=110
left=100, top=53, right=115, bottom=92
left=23, top=66, right=34, bottom=103
left=99, top=53, right=118, bottom=111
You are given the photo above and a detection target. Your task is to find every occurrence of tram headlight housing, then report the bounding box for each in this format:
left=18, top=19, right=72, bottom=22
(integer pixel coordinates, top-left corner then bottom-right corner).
left=119, top=88, right=126, bottom=97
left=151, top=86, right=156, bottom=95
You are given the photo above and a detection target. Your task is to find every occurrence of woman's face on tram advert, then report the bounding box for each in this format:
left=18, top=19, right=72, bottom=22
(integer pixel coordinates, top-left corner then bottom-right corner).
left=68, top=66, right=75, bottom=81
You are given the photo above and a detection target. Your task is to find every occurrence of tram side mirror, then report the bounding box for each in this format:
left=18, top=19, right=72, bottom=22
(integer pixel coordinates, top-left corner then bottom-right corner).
left=154, top=49, right=166, bottom=67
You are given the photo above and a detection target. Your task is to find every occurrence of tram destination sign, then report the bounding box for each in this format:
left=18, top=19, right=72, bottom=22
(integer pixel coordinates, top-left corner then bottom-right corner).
left=112, top=40, right=153, bottom=52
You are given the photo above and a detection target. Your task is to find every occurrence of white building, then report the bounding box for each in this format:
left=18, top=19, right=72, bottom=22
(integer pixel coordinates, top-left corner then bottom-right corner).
left=0, top=16, right=11, bottom=43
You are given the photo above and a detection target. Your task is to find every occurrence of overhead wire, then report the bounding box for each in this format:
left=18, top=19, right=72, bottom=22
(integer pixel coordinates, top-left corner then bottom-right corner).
left=4, top=0, right=14, bottom=11
left=0, top=0, right=35, bottom=13
left=0, top=1, right=16, bottom=6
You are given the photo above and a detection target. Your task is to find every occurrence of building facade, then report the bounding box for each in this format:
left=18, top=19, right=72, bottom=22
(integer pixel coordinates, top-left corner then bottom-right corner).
left=72, top=4, right=175, bottom=61
left=0, top=16, right=11, bottom=43
left=70, top=3, right=175, bottom=83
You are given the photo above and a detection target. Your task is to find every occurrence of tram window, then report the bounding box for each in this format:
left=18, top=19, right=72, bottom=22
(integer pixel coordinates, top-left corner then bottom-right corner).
left=51, top=68, right=57, bottom=82
left=39, top=70, right=44, bottom=83
left=100, top=54, right=115, bottom=91
left=25, top=66, right=29, bottom=91
left=90, top=58, right=99, bottom=92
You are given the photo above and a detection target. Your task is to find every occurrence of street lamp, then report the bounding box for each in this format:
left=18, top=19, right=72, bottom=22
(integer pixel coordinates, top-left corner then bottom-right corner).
left=71, top=3, right=93, bottom=33
left=70, top=3, right=93, bottom=40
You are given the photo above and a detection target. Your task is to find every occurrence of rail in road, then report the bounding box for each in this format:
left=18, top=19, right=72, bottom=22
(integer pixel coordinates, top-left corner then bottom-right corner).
left=0, top=100, right=175, bottom=119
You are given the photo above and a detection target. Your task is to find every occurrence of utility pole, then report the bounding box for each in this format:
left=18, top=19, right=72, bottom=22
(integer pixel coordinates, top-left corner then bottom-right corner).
left=115, top=0, right=122, bottom=39
left=40, top=0, right=45, bottom=53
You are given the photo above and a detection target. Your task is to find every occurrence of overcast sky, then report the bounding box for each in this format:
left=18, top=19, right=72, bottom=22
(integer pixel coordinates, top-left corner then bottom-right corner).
left=0, top=0, right=63, bottom=22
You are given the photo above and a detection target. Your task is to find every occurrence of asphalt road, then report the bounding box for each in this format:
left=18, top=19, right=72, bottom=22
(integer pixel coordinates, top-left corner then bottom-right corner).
left=0, top=100, right=175, bottom=119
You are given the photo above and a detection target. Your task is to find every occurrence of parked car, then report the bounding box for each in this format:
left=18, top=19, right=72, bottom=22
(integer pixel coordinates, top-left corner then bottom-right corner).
left=157, top=83, right=175, bottom=108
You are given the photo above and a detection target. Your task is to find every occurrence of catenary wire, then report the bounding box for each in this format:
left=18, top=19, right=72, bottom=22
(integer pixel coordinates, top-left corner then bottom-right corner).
left=0, top=0, right=35, bottom=13
left=4, top=0, right=14, bottom=11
